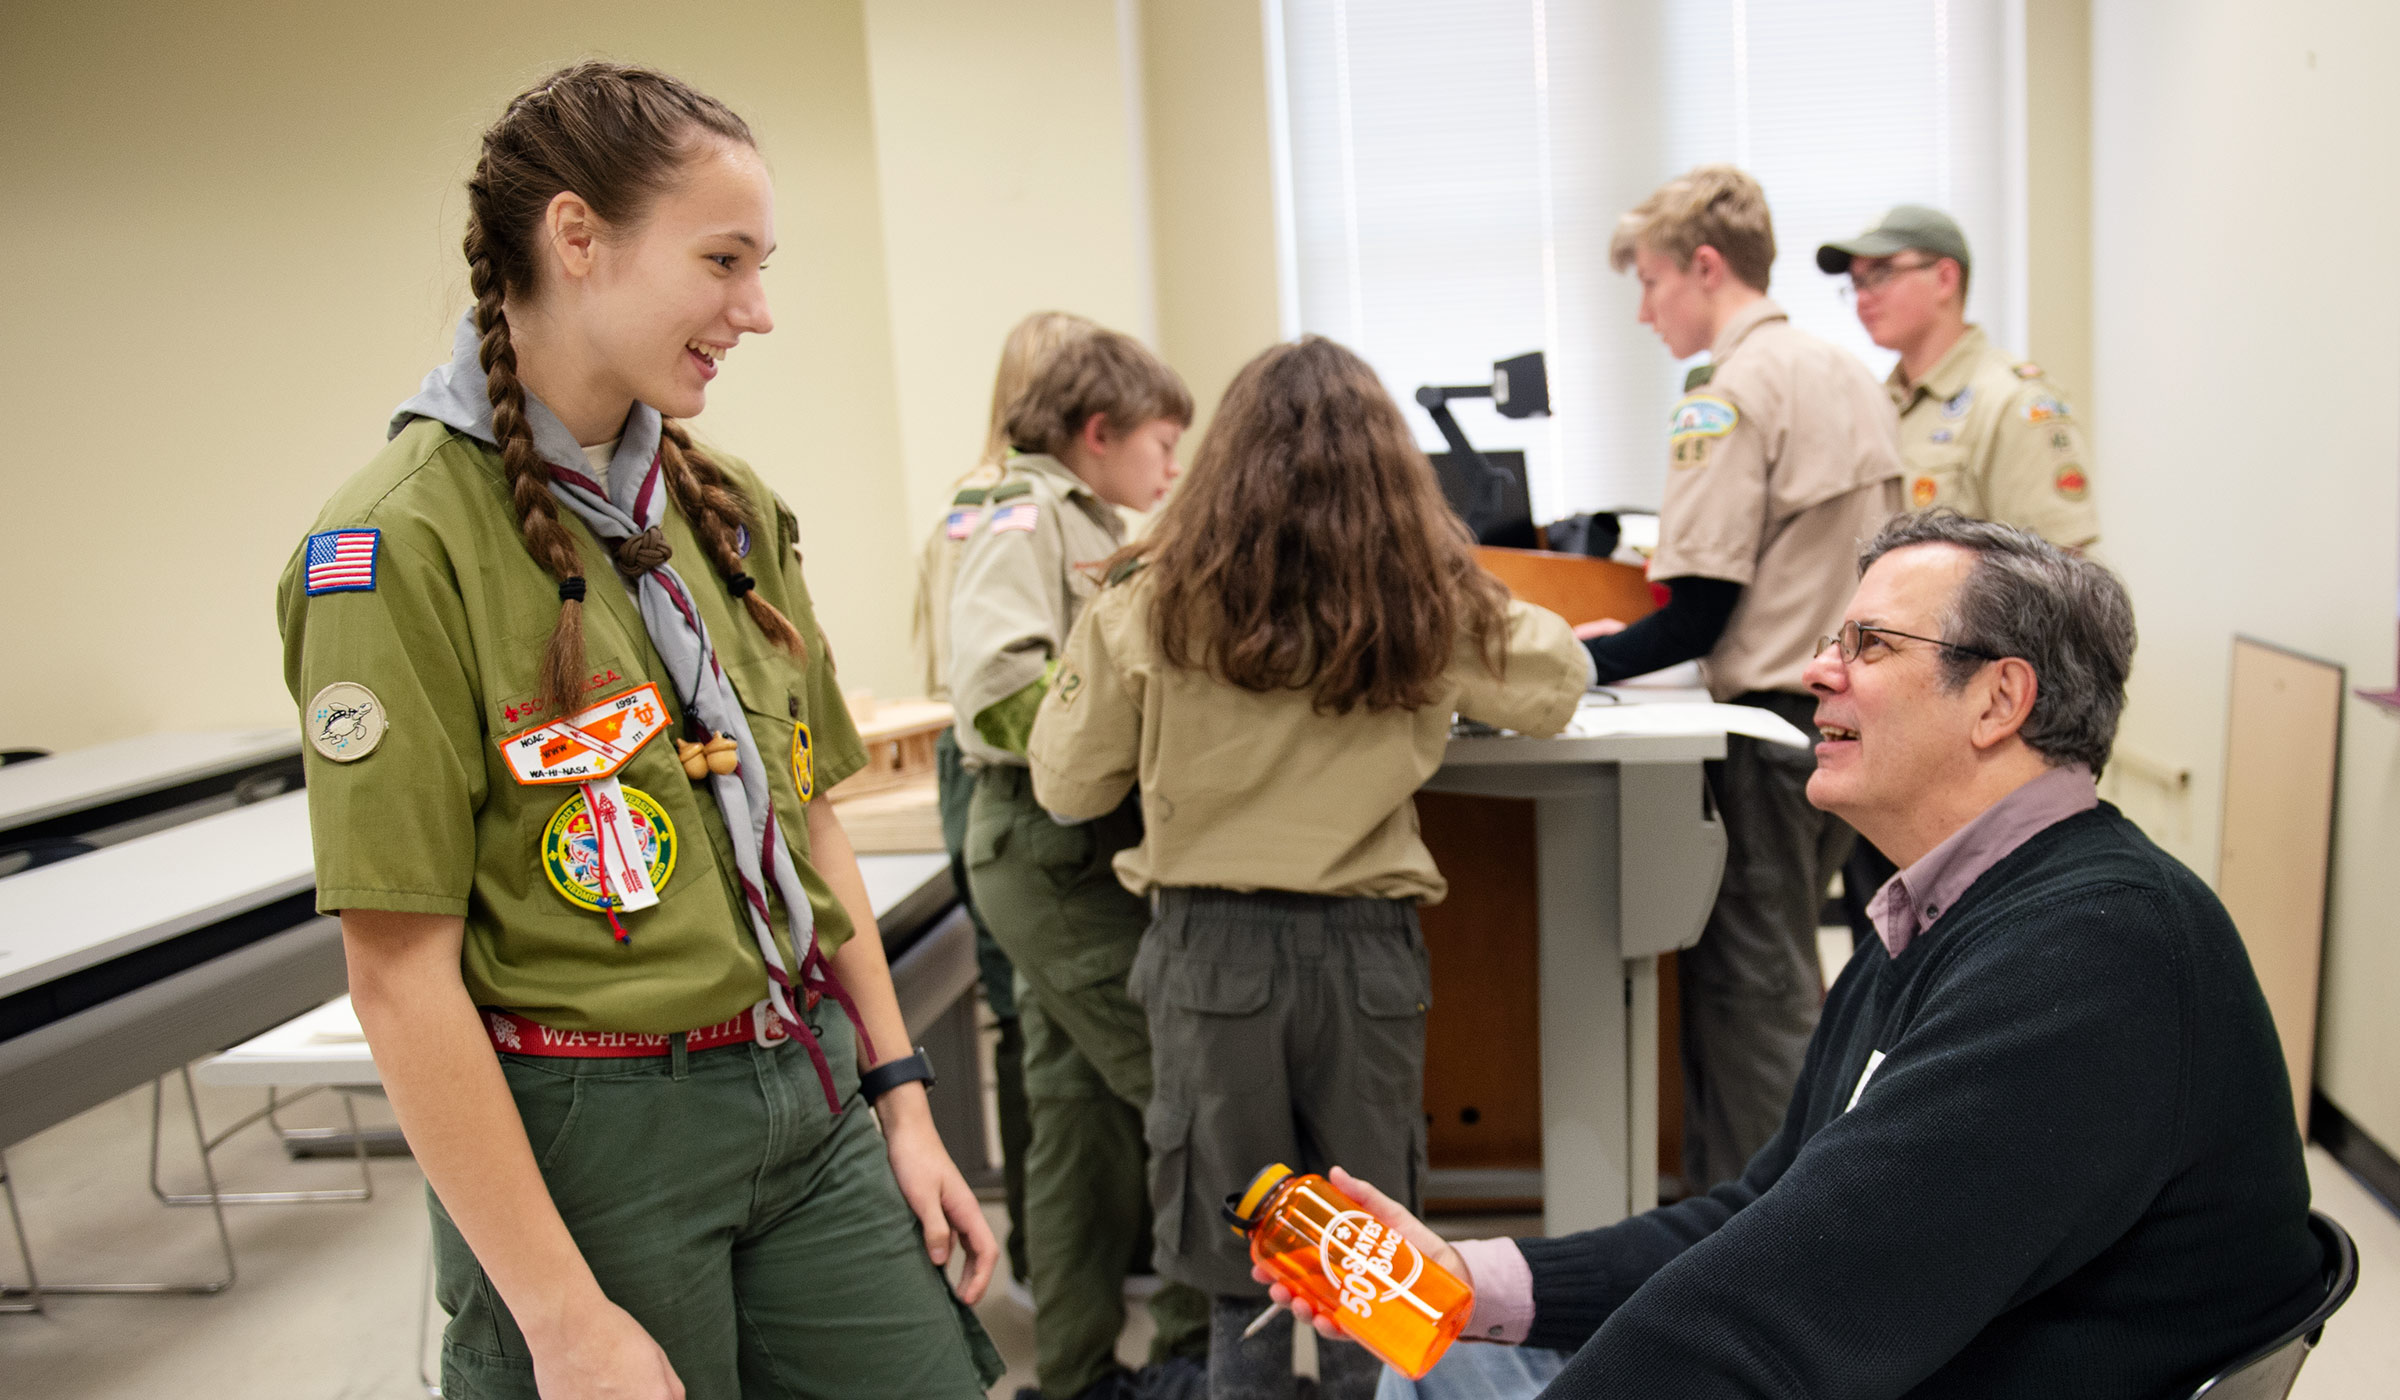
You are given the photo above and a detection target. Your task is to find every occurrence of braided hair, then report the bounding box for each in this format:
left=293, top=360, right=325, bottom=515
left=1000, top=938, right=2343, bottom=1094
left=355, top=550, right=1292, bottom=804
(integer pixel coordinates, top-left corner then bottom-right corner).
left=464, top=61, right=802, bottom=713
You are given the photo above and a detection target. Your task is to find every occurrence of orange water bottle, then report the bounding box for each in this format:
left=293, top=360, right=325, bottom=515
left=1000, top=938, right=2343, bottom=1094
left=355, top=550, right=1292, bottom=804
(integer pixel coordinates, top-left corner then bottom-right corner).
left=1222, top=1164, right=1474, bottom=1379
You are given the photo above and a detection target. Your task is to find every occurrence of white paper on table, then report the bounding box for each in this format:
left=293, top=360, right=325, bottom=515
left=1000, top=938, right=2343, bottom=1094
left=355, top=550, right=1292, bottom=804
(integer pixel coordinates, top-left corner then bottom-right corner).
left=298, top=996, right=368, bottom=1044
left=1565, top=700, right=1813, bottom=749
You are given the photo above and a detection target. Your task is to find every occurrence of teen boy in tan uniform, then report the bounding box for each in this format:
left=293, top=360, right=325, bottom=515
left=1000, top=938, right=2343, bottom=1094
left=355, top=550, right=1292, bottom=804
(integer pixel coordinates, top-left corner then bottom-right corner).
left=1581, top=166, right=1903, bottom=1191
left=1819, top=204, right=2100, bottom=550
left=948, top=329, right=1208, bottom=1400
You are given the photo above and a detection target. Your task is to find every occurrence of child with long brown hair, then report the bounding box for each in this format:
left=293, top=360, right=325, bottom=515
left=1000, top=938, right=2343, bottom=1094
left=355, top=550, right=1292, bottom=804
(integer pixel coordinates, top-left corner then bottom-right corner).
left=1027, top=335, right=1590, bottom=1398
left=279, top=62, right=998, bottom=1399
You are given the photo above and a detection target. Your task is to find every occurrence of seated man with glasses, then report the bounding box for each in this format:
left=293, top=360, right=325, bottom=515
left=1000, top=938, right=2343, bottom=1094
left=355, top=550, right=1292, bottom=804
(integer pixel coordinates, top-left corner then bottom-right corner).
left=1820, top=205, right=2099, bottom=552
left=1312, top=512, right=2321, bottom=1399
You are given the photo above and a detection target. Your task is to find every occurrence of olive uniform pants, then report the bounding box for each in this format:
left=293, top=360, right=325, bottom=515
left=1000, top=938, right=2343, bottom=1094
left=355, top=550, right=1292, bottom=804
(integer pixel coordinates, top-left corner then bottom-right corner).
left=432, top=1007, right=1003, bottom=1399
left=935, top=726, right=1032, bottom=1285
left=1134, top=888, right=1430, bottom=1400
left=965, top=767, right=1210, bottom=1397
left=1679, top=692, right=1856, bottom=1190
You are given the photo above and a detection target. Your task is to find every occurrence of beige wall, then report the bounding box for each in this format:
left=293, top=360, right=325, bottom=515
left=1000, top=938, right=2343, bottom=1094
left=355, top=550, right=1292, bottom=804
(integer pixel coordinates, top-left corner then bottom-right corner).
left=0, top=0, right=915, bottom=750
left=2089, top=0, right=2400, bottom=1146
left=2023, top=0, right=2094, bottom=425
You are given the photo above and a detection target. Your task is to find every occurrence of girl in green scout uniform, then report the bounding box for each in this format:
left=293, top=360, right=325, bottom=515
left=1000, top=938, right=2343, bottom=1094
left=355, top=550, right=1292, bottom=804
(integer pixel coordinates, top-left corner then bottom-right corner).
left=278, top=63, right=999, bottom=1400
left=1025, top=336, right=1590, bottom=1400
left=948, top=329, right=1212, bottom=1400
left=911, top=309, right=1099, bottom=1292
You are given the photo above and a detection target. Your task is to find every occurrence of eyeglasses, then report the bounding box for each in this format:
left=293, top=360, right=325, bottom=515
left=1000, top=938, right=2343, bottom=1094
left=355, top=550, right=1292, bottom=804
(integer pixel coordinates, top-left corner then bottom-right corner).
left=1836, top=257, right=1938, bottom=302
left=1813, top=620, right=2002, bottom=665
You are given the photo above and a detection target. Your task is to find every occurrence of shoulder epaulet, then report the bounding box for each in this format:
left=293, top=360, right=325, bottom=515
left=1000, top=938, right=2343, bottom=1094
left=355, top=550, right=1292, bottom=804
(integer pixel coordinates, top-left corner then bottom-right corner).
left=989, top=480, right=1034, bottom=502
left=1105, top=556, right=1148, bottom=586
left=952, top=486, right=989, bottom=506
left=1683, top=363, right=1716, bottom=392
left=2013, top=361, right=2045, bottom=380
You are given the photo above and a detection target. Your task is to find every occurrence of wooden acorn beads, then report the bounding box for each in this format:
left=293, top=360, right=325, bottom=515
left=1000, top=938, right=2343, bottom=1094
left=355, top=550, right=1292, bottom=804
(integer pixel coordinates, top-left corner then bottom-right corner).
left=677, top=733, right=740, bottom=779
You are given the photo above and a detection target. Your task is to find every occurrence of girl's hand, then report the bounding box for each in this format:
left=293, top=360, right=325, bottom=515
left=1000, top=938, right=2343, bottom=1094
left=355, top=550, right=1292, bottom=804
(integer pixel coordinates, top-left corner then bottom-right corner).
left=1247, top=1166, right=1472, bottom=1342
left=879, top=1088, right=1001, bottom=1303
left=527, top=1295, right=685, bottom=1400
left=1574, top=617, right=1628, bottom=640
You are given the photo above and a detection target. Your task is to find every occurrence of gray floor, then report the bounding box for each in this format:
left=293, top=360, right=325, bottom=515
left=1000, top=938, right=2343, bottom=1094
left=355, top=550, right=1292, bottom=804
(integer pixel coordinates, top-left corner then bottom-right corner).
left=3, top=1072, right=2396, bottom=1398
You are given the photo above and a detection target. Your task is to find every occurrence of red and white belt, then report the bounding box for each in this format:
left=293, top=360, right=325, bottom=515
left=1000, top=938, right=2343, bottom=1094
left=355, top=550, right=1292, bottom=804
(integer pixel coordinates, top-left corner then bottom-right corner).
left=482, top=993, right=815, bottom=1059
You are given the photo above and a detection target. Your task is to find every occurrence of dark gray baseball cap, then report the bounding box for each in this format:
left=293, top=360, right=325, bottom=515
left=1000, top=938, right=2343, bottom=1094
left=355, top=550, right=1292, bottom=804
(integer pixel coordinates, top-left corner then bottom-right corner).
left=1817, top=205, right=1971, bottom=275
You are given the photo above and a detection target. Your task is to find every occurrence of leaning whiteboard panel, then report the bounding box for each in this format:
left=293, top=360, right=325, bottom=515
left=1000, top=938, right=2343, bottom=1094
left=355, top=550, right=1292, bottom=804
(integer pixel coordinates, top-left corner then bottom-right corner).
left=0, top=729, right=300, bottom=839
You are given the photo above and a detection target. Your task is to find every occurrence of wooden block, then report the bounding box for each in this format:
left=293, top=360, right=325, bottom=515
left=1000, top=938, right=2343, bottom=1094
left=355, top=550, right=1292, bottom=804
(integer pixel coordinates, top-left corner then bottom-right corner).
left=834, top=696, right=955, bottom=799
left=829, top=774, right=944, bottom=854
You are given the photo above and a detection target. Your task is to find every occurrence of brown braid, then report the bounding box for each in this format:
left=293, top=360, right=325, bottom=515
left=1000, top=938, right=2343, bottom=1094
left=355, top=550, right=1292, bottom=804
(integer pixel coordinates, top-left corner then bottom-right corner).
left=458, top=61, right=776, bottom=709
left=658, top=419, right=806, bottom=660
left=466, top=219, right=588, bottom=712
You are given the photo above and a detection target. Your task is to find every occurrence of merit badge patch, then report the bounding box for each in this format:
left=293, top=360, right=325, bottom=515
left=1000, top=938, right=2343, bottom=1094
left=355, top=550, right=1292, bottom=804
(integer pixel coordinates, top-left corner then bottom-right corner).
left=542, top=781, right=677, bottom=913
left=1669, top=395, right=1737, bottom=468
left=307, top=682, right=387, bottom=762
left=990, top=501, right=1040, bottom=534
left=945, top=506, right=981, bottom=541
left=791, top=721, right=813, bottom=802
left=304, top=529, right=380, bottom=595
left=2055, top=464, right=2090, bottom=501
left=1911, top=476, right=1940, bottom=509
left=497, top=683, right=670, bottom=786
left=1941, top=386, right=1974, bottom=419
left=2022, top=395, right=2069, bottom=424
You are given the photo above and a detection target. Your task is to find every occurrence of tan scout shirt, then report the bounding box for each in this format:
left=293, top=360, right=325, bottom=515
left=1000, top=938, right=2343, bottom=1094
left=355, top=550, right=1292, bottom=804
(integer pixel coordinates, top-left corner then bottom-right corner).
left=1655, top=299, right=1905, bottom=701
left=1027, top=573, right=1588, bottom=903
left=278, top=419, right=868, bottom=1034
left=947, top=453, right=1127, bottom=769
left=909, top=467, right=1003, bottom=703
left=1889, top=325, right=2101, bottom=550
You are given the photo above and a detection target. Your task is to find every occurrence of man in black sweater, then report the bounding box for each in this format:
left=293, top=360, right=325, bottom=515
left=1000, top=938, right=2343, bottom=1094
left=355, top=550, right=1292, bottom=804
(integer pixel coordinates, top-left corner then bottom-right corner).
left=1278, top=513, right=2325, bottom=1398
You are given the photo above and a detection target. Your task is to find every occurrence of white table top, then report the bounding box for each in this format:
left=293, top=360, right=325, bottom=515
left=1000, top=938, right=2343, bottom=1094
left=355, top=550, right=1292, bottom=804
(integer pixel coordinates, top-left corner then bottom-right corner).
left=0, top=789, right=315, bottom=999
left=198, top=850, right=959, bottom=1087
left=0, top=729, right=299, bottom=834
left=1442, top=691, right=1809, bottom=768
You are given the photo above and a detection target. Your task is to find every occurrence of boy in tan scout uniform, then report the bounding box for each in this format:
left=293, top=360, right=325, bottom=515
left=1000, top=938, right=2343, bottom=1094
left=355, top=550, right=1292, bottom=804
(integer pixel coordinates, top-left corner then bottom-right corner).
left=1819, top=204, right=2100, bottom=550
left=949, top=328, right=1209, bottom=1400
left=1581, top=166, right=1903, bottom=1192
left=911, top=311, right=1099, bottom=1290
left=1027, top=336, right=1590, bottom=1400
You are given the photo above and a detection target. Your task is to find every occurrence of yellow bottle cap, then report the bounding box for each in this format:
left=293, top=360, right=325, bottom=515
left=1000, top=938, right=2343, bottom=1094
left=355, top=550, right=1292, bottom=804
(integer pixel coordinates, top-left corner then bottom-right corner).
left=1224, top=1163, right=1295, bottom=1237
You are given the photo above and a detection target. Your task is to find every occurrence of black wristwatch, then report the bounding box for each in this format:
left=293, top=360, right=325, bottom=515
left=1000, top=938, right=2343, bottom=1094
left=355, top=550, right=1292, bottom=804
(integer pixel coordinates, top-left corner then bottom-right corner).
left=859, top=1047, right=936, bottom=1104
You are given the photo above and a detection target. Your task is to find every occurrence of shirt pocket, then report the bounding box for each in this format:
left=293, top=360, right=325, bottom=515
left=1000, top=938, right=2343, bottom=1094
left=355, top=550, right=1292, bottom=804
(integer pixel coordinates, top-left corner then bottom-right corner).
left=723, top=651, right=816, bottom=837
left=1906, top=441, right=1973, bottom=511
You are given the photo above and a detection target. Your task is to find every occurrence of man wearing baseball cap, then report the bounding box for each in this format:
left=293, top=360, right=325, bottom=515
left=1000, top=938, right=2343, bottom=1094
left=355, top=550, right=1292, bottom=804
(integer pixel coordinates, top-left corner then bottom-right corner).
left=1819, top=205, right=2099, bottom=552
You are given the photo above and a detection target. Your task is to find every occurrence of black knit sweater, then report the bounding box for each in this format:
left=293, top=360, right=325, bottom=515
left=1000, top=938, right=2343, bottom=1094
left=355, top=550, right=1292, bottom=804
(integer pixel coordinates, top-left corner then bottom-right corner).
left=1522, top=803, right=2321, bottom=1398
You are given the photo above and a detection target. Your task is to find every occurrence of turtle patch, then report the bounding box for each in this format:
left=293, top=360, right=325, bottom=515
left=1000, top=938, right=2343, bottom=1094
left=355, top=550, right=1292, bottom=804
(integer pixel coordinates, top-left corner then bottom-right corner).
left=307, top=682, right=386, bottom=763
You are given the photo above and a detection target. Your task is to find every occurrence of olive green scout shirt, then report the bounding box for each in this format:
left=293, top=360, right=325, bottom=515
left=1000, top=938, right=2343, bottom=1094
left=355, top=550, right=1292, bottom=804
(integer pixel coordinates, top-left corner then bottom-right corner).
left=946, top=453, right=1127, bottom=769
left=278, top=418, right=868, bottom=1034
left=1889, top=324, right=2101, bottom=550
left=1657, top=299, right=1906, bottom=701
left=1027, top=572, right=1588, bottom=903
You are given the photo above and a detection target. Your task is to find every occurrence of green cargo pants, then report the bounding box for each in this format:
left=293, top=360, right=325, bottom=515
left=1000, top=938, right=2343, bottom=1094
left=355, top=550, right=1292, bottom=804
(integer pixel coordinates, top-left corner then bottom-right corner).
left=936, top=725, right=1031, bottom=1285
left=965, top=765, right=1209, bottom=1397
left=431, top=1006, right=1003, bottom=1399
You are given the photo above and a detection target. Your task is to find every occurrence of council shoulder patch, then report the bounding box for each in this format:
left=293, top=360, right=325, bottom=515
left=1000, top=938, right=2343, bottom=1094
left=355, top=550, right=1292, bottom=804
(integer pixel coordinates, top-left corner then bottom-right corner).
left=2054, top=463, right=2090, bottom=501
left=304, top=529, right=380, bottom=595
left=307, top=682, right=387, bottom=762
left=1669, top=395, right=1737, bottom=468
left=2022, top=394, right=2070, bottom=424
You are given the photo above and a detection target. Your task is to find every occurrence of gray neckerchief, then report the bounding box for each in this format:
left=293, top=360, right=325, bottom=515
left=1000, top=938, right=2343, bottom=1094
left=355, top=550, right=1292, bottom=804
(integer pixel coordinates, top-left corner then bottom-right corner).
left=395, top=313, right=856, bottom=1107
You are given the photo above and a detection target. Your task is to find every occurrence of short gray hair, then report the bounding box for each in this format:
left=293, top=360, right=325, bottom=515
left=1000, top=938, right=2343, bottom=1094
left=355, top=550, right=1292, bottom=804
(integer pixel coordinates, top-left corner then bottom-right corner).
left=1859, top=511, right=2136, bottom=773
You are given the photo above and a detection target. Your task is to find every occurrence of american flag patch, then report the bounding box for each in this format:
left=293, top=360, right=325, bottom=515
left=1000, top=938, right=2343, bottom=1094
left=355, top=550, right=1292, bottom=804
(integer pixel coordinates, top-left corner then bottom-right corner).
left=989, top=502, right=1039, bottom=534
left=945, top=508, right=980, bottom=541
left=304, top=529, right=380, bottom=595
